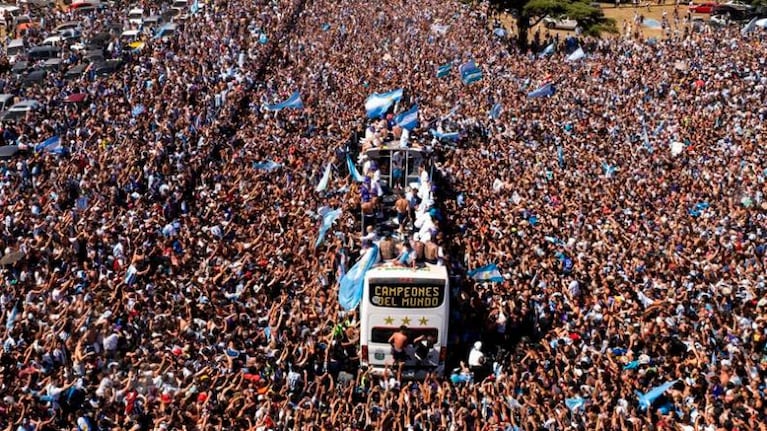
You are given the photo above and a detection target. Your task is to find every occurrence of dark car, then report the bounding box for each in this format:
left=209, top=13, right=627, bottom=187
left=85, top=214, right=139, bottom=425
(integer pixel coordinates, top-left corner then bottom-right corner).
left=22, top=69, right=46, bottom=87
left=93, top=59, right=123, bottom=76
left=83, top=50, right=106, bottom=64
left=27, top=46, right=61, bottom=61
left=88, top=32, right=112, bottom=47
left=712, top=4, right=756, bottom=20
left=10, top=61, right=29, bottom=76
left=143, top=15, right=164, bottom=28
left=64, top=63, right=89, bottom=80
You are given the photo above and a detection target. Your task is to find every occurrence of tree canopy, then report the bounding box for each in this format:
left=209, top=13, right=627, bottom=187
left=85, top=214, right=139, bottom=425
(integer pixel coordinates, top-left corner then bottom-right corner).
left=489, top=0, right=617, bottom=49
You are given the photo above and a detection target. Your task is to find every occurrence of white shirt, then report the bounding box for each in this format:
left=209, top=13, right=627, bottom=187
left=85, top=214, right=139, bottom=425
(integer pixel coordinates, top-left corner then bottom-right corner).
left=103, top=333, right=119, bottom=352
left=468, top=348, right=484, bottom=367
left=399, top=128, right=410, bottom=147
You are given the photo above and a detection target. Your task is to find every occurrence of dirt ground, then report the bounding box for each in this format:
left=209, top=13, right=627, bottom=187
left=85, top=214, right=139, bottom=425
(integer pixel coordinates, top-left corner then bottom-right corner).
left=499, top=3, right=709, bottom=40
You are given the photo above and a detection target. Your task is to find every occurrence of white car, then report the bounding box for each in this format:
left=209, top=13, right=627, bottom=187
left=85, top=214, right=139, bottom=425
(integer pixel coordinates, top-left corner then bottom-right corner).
left=41, top=35, right=63, bottom=46
left=8, top=100, right=41, bottom=113
left=128, top=8, right=144, bottom=26
left=543, top=16, right=578, bottom=31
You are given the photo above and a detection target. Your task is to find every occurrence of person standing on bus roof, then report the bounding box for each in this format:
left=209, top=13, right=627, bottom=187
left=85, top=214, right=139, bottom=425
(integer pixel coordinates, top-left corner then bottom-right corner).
left=418, top=164, right=429, bottom=183
left=388, top=326, right=409, bottom=365
left=395, top=192, right=410, bottom=234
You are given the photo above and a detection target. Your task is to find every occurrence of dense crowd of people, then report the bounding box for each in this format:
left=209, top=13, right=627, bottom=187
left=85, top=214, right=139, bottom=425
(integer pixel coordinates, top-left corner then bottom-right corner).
left=0, top=0, right=766, bottom=429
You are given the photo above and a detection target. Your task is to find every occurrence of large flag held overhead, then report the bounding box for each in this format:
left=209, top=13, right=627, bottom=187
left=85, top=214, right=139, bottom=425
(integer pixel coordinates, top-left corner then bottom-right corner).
left=253, top=160, right=282, bottom=171
left=315, top=163, right=332, bottom=192
left=527, top=83, right=555, bottom=98
left=637, top=381, right=678, bottom=410
left=567, top=47, right=585, bottom=62
left=437, top=63, right=452, bottom=78
left=565, top=396, right=587, bottom=412
left=315, top=208, right=342, bottom=248
left=346, top=154, right=366, bottom=182
left=642, top=121, right=654, bottom=153
left=741, top=17, right=758, bottom=36
left=539, top=43, right=555, bottom=58
left=468, top=263, right=504, bottom=283
left=265, top=91, right=304, bottom=111
left=338, top=245, right=380, bottom=310
left=35, top=136, right=63, bottom=154
left=489, top=103, right=502, bottom=120
left=394, top=104, right=419, bottom=130
left=459, top=60, right=483, bottom=85
left=365, top=89, right=403, bottom=118
left=430, top=129, right=460, bottom=142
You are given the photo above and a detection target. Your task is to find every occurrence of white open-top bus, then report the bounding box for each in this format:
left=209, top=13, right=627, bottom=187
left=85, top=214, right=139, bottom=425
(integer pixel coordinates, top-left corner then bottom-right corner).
left=359, top=263, right=449, bottom=379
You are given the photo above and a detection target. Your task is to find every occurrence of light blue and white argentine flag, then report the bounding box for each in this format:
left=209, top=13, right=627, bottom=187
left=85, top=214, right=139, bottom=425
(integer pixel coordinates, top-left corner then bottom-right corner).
left=437, top=63, right=452, bottom=78
left=459, top=60, right=483, bottom=85
left=315, top=208, right=342, bottom=248
left=467, top=263, right=504, bottom=283
left=346, top=154, right=366, bottom=182
left=539, top=43, right=555, bottom=58
left=741, top=17, right=758, bottom=36
left=315, top=163, right=332, bottom=192
left=394, top=105, right=418, bottom=131
left=365, top=89, right=403, bottom=118
left=489, top=103, right=502, bottom=120
left=527, top=83, right=555, bottom=98
left=637, top=380, right=678, bottom=410
left=190, top=0, right=200, bottom=15
left=35, top=136, right=63, bottom=154
left=265, top=91, right=304, bottom=111
left=429, top=129, right=460, bottom=142
left=339, top=245, right=380, bottom=310
left=566, top=47, right=585, bottom=62
left=642, top=121, right=654, bottom=153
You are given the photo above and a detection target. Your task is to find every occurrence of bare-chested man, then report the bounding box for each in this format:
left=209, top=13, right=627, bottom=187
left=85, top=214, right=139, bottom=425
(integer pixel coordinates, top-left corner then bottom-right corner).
left=388, top=325, right=409, bottom=364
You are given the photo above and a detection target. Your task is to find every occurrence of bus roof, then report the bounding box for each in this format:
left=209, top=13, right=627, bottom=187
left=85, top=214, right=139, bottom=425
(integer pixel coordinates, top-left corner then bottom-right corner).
left=365, top=263, right=447, bottom=279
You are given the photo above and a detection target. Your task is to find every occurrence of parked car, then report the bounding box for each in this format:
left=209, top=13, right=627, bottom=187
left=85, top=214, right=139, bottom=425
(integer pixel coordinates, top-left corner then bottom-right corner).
left=712, top=4, right=756, bottom=20
left=689, top=2, right=718, bottom=13
left=0, top=94, right=16, bottom=111
left=64, top=63, right=88, bottom=80
left=27, top=45, right=60, bottom=61
left=6, top=38, right=26, bottom=63
left=10, top=61, right=28, bottom=76
left=722, top=0, right=753, bottom=11
left=93, top=59, right=123, bottom=76
left=43, top=58, right=64, bottom=71
left=128, top=7, right=145, bottom=26
left=542, top=16, right=578, bottom=31
left=4, top=100, right=41, bottom=120
left=143, top=15, right=165, bottom=29
left=21, top=69, right=46, bottom=87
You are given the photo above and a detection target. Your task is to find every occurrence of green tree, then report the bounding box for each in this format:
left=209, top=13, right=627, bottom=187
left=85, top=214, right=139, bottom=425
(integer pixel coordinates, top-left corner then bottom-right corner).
left=489, top=0, right=617, bottom=50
